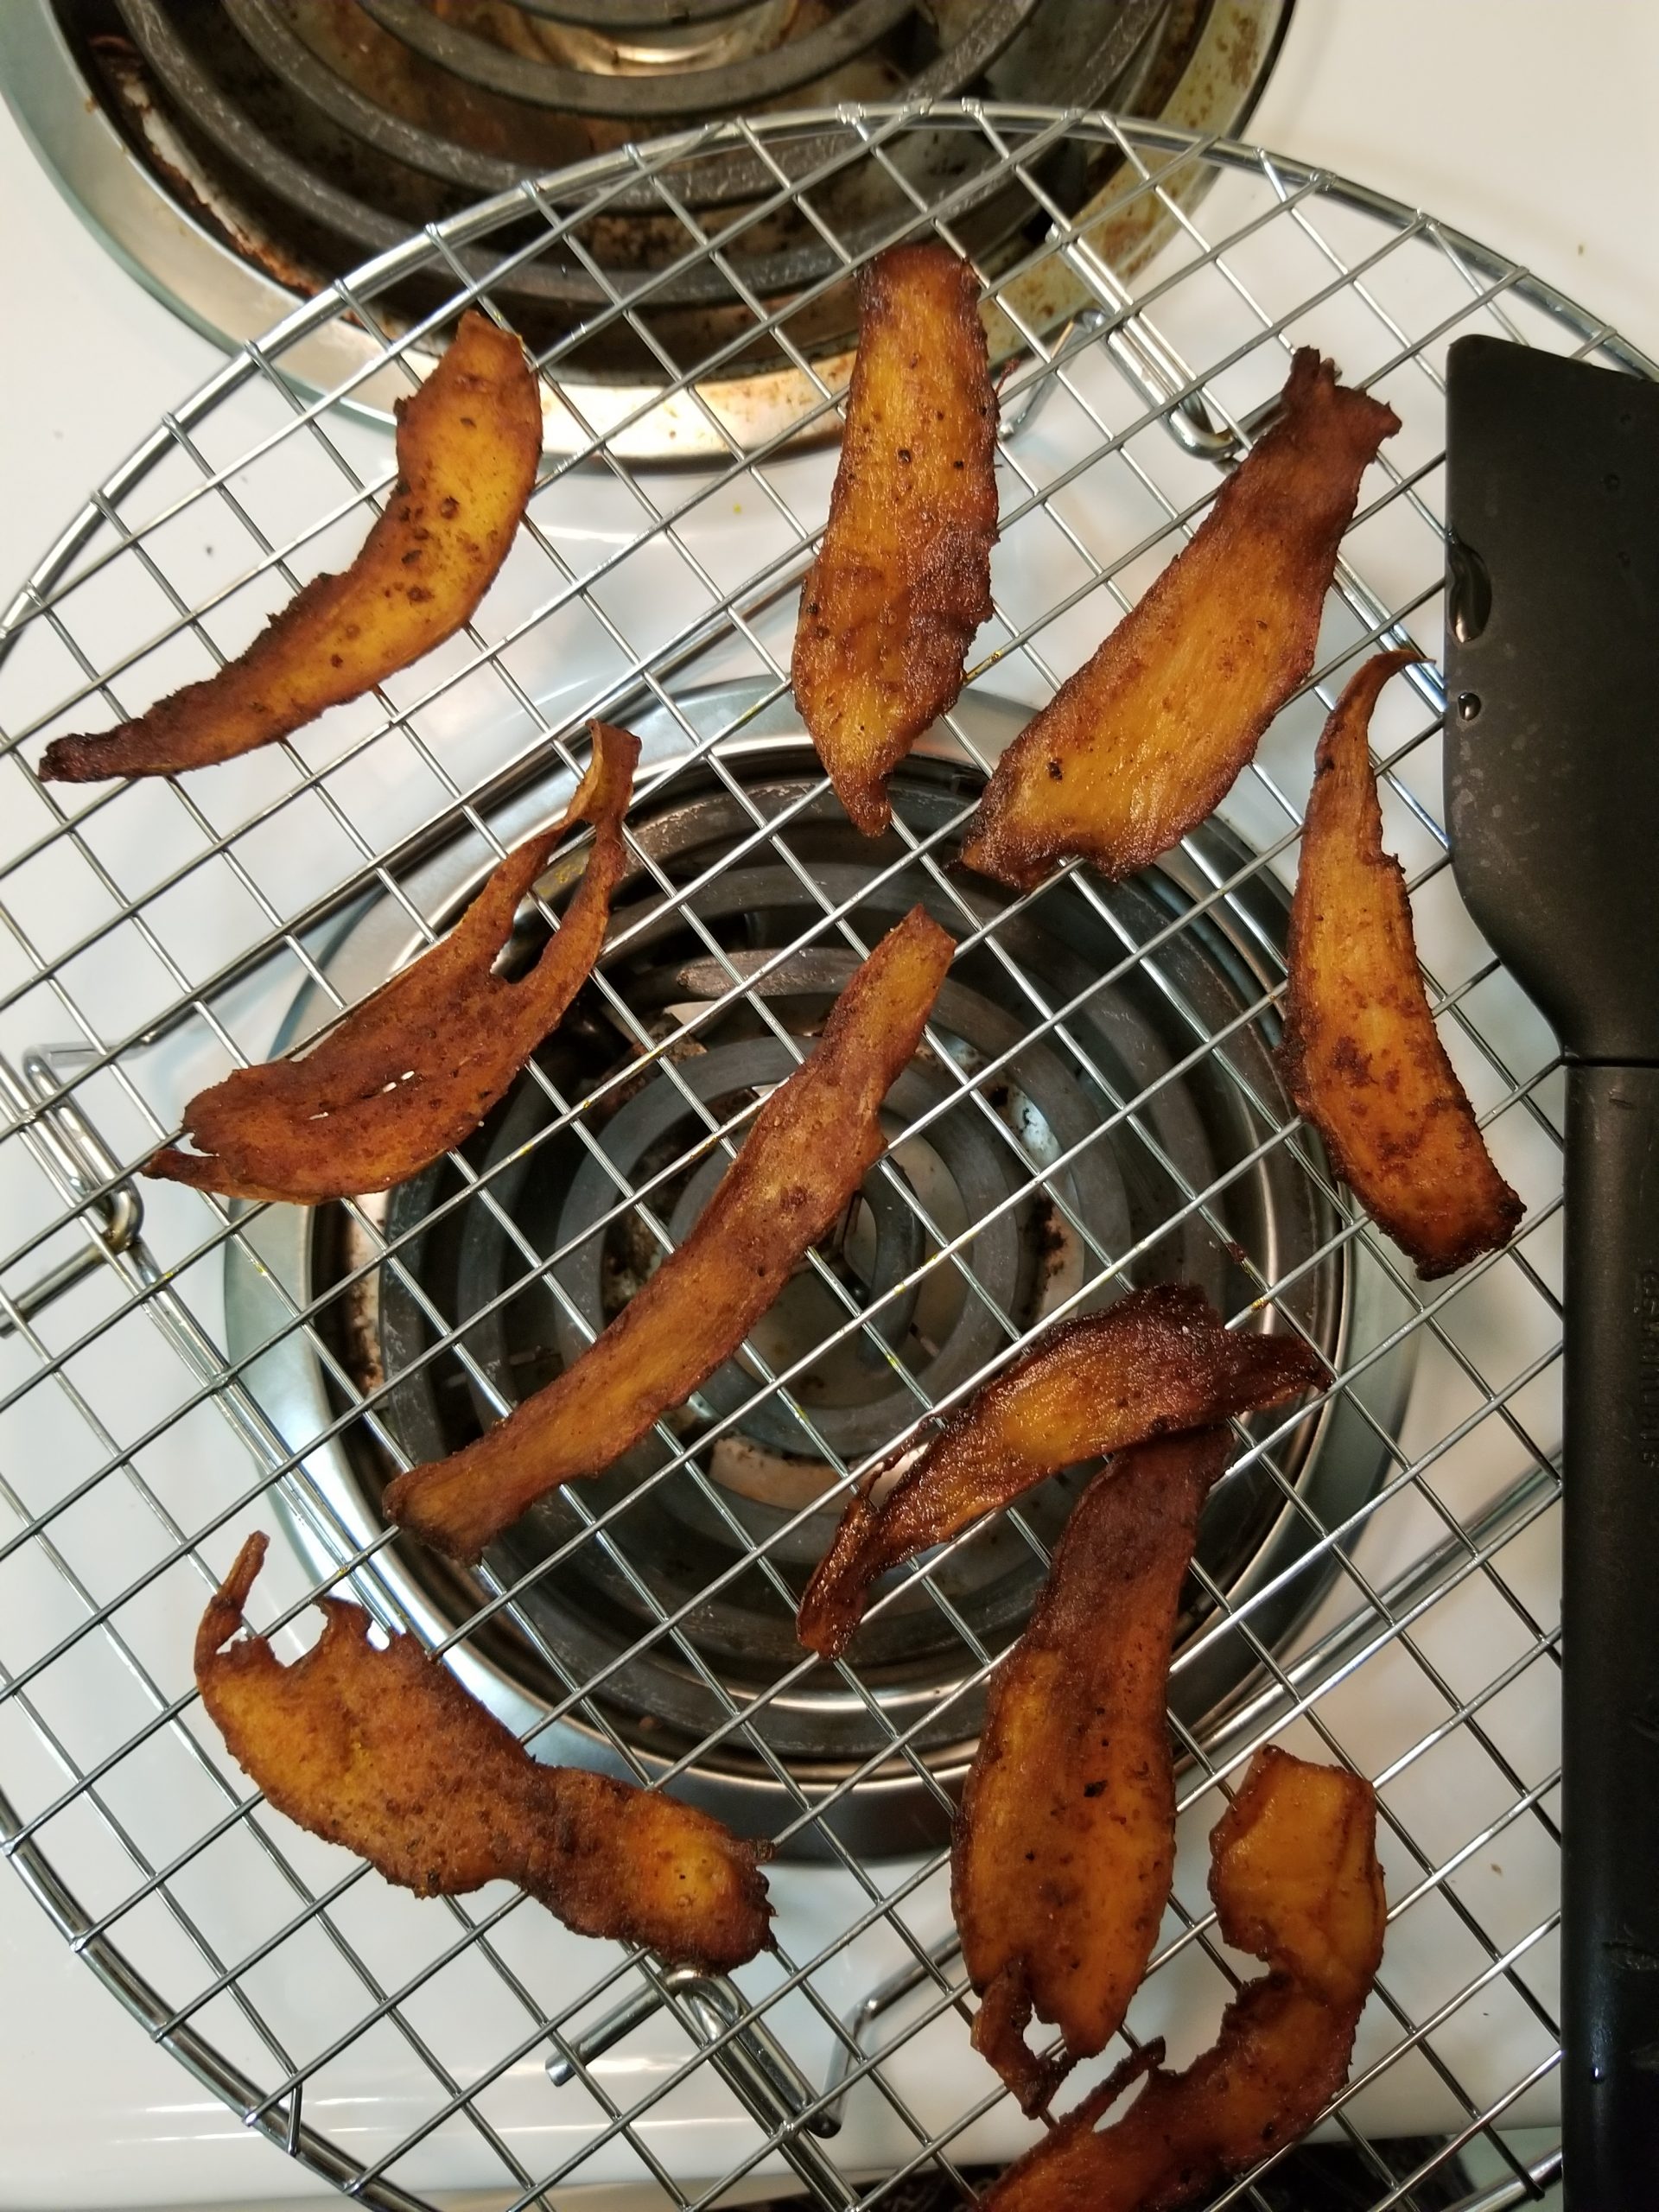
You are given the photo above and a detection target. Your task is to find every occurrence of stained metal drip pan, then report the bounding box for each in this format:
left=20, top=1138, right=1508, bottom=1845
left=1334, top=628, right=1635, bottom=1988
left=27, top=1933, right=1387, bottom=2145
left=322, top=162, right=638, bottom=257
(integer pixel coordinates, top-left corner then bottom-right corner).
left=226, top=683, right=1410, bottom=1857
left=4, top=0, right=1290, bottom=452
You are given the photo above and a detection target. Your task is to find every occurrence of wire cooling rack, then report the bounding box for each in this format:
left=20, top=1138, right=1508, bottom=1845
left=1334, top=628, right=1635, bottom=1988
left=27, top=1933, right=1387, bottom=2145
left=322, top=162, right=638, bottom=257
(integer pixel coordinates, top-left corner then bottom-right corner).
left=0, top=103, right=1633, bottom=2212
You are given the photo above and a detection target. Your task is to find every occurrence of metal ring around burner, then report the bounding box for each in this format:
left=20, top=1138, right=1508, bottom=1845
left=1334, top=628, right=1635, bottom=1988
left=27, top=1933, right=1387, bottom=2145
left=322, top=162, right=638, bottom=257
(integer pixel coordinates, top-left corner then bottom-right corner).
left=226, top=683, right=1408, bottom=1856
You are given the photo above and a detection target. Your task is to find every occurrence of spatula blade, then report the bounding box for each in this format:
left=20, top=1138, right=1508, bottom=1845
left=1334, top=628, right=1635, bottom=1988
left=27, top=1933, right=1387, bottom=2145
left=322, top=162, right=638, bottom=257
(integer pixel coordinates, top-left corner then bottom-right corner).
left=1444, top=334, right=1659, bottom=1062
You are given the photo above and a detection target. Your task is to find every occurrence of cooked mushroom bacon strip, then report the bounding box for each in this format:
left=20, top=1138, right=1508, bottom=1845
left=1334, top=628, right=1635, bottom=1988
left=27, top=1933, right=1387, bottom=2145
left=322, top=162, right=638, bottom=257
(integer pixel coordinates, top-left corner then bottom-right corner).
left=954, top=1427, right=1234, bottom=2116
left=1280, top=652, right=1523, bottom=1276
left=196, top=1534, right=772, bottom=1969
left=146, top=721, right=639, bottom=1205
left=387, top=906, right=956, bottom=1562
left=798, top=1285, right=1321, bottom=1660
left=983, top=1747, right=1386, bottom=2212
left=962, top=349, right=1399, bottom=889
left=792, top=243, right=998, bottom=835
left=41, top=312, right=542, bottom=781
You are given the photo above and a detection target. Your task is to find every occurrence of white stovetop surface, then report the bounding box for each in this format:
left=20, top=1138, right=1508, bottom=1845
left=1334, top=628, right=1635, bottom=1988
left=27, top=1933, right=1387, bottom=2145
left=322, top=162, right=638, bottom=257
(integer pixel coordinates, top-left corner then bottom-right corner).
left=2, top=3, right=1656, bottom=2204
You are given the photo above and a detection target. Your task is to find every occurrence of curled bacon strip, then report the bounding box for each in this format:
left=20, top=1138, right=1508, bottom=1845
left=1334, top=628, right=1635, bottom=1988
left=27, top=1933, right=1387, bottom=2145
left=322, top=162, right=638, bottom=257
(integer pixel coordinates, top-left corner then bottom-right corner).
left=983, top=1746, right=1385, bottom=2212
left=1280, top=652, right=1523, bottom=1276
left=962, top=350, right=1399, bottom=888
left=146, top=721, right=638, bottom=1205
left=954, top=1428, right=1234, bottom=2116
left=798, top=1285, right=1321, bottom=1660
left=41, top=313, right=542, bottom=782
left=196, top=1533, right=772, bottom=1969
left=386, top=906, right=956, bottom=1562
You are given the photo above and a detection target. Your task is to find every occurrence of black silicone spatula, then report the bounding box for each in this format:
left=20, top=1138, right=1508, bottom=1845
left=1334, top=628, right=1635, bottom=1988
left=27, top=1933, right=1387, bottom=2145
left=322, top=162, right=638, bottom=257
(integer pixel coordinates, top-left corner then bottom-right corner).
left=1444, top=333, right=1659, bottom=2208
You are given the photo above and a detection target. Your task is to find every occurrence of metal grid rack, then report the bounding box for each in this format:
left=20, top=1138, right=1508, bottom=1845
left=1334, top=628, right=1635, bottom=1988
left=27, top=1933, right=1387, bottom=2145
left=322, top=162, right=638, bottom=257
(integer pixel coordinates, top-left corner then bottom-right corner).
left=0, top=104, right=1624, bottom=2212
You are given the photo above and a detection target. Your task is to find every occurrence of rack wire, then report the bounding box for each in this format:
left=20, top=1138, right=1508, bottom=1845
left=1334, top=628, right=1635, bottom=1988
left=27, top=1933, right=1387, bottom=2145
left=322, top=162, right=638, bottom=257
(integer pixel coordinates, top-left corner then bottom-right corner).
left=0, top=104, right=1626, bottom=2211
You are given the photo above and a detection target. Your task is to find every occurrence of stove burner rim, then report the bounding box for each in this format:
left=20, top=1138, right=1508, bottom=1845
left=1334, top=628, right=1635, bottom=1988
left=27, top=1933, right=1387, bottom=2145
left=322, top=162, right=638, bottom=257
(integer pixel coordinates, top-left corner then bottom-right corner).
left=7, top=10, right=1293, bottom=458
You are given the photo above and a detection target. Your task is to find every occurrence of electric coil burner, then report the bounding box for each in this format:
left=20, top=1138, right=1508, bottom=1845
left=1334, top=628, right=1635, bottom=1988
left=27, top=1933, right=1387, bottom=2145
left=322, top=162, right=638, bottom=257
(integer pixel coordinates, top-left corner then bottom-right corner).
left=234, top=685, right=1408, bottom=1857
left=11, top=1, right=1290, bottom=449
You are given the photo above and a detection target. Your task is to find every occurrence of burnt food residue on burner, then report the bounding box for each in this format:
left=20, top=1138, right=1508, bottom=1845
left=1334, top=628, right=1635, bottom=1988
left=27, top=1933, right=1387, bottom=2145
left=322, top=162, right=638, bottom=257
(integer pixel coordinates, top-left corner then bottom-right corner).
left=66, top=0, right=1269, bottom=386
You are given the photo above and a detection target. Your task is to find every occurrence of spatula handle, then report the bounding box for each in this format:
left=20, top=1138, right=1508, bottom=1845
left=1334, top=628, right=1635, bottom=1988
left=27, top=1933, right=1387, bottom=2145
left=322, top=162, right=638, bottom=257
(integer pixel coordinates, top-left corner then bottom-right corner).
left=1563, top=1061, right=1659, bottom=2205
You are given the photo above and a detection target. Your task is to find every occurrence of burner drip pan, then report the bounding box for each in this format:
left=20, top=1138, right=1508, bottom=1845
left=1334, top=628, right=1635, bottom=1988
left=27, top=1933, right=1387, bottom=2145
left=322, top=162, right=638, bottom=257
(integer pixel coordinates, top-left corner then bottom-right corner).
left=10, top=0, right=1290, bottom=452
left=227, top=685, right=1410, bottom=1858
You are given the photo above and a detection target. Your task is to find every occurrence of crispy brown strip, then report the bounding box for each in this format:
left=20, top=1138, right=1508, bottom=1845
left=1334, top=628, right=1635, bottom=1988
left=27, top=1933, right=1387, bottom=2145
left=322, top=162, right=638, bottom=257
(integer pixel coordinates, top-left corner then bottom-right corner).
left=791, top=244, right=998, bottom=835
left=1281, top=652, right=1523, bottom=1277
left=798, top=1285, right=1320, bottom=1660
left=197, top=1533, right=772, bottom=1967
left=983, top=1746, right=1386, bottom=2212
left=386, top=906, right=956, bottom=1561
left=954, top=1428, right=1233, bottom=2117
left=961, top=349, right=1399, bottom=888
left=41, top=312, right=541, bottom=782
left=146, top=722, right=638, bottom=1205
